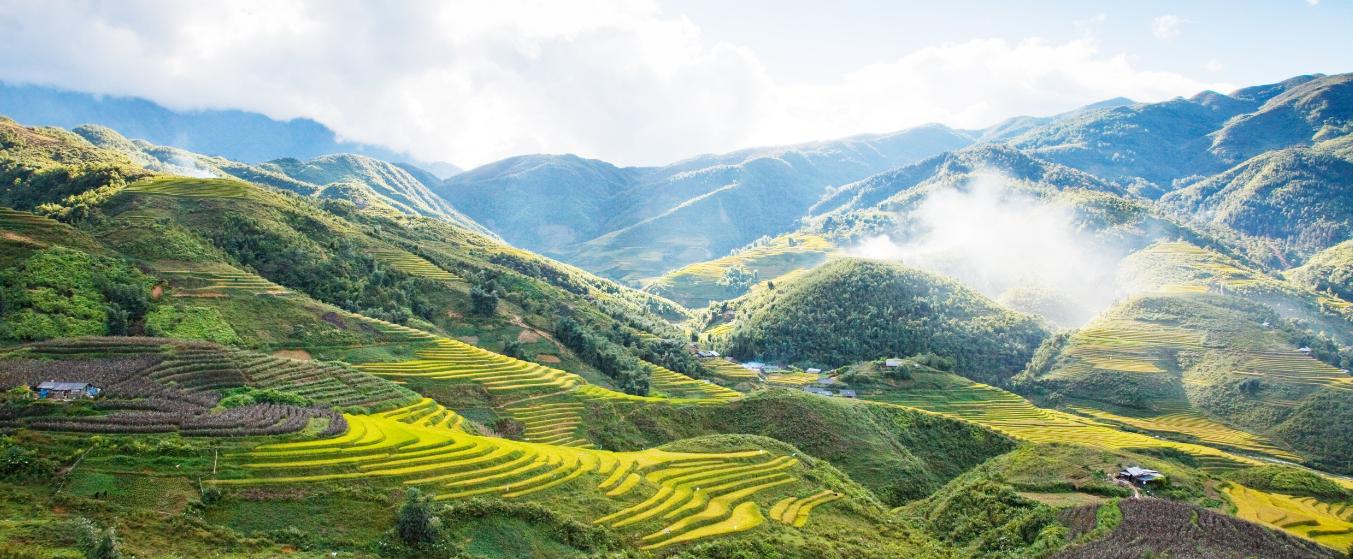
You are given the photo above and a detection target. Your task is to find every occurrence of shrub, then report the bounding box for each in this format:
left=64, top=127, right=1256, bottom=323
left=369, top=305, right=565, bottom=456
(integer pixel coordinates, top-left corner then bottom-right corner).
left=396, top=488, right=441, bottom=547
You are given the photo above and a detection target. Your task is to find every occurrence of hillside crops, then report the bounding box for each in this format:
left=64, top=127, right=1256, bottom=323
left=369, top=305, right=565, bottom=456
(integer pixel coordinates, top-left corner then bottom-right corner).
left=215, top=398, right=825, bottom=550
left=125, top=176, right=263, bottom=200
left=1225, top=483, right=1353, bottom=550
left=1067, top=406, right=1299, bottom=461
left=874, top=380, right=1255, bottom=473
left=157, top=267, right=292, bottom=298
left=765, top=372, right=818, bottom=387
left=367, top=248, right=462, bottom=283
left=647, top=364, right=742, bottom=401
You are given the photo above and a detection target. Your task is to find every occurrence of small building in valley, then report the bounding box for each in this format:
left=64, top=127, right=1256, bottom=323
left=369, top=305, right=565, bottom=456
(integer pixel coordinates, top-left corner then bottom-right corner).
left=839, top=390, right=857, bottom=399
left=36, top=381, right=101, bottom=400
left=1117, top=466, right=1164, bottom=486
left=1297, top=346, right=1312, bottom=354
left=696, top=350, right=721, bottom=359
left=803, top=386, right=833, bottom=397
left=884, top=359, right=904, bottom=368
left=805, top=368, right=822, bottom=374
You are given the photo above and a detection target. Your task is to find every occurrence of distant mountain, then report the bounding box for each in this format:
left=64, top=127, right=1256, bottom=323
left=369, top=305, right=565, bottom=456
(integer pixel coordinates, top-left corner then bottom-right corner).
left=439, top=125, right=973, bottom=283
left=71, top=124, right=490, bottom=234
left=1006, top=73, right=1351, bottom=193
left=1161, top=146, right=1353, bottom=266
left=0, top=81, right=462, bottom=177
left=973, top=96, right=1136, bottom=143
left=435, top=154, right=640, bottom=254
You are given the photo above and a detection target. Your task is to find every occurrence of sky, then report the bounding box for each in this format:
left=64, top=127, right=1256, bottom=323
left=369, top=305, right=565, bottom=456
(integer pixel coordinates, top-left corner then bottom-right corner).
left=0, top=0, right=1349, bottom=168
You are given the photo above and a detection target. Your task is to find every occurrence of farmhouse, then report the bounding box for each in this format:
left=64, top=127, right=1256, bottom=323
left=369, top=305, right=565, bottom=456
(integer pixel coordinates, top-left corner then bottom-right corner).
left=1297, top=346, right=1312, bottom=354
left=803, top=386, right=833, bottom=397
left=36, top=381, right=101, bottom=400
left=838, top=390, right=857, bottom=399
left=884, top=359, right=904, bottom=368
left=696, top=350, right=721, bottom=359
left=805, top=368, right=821, bottom=374
left=1117, top=466, right=1164, bottom=486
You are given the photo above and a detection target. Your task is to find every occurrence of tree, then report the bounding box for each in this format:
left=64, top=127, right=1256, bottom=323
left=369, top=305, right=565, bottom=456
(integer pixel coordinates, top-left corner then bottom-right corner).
left=396, top=488, right=441, bottom=547
left=470, top=285, right=499, bottom=316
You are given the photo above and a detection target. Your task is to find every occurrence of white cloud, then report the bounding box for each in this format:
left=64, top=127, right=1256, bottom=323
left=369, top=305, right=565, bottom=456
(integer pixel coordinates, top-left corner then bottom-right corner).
left=1152, top=15, right=1184, bottom=39
left=0, top=1, right=1224, bottom=167
left=1205, top=59, right=1224, bottom=72
left=1306, top=0, right=1319, bottom=5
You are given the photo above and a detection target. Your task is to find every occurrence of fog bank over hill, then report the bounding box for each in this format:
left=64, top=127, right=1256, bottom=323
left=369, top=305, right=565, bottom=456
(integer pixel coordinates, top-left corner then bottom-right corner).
left=846, top=173, right=1127, bottom=327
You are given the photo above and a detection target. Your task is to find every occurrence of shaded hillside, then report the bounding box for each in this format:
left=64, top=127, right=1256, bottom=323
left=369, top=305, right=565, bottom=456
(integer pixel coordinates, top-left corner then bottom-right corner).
left=1162, top=147, right=1353, bottom=266
left=442, top=125, right=972, bottom=283
left=711, top=258, right=1048, bottom=383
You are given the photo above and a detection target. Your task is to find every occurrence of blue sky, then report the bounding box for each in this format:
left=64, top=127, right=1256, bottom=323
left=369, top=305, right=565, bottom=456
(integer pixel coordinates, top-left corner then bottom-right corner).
left=669, top=0, right=1352, bottom=86
left=0, top=1, right=1347, bottom=167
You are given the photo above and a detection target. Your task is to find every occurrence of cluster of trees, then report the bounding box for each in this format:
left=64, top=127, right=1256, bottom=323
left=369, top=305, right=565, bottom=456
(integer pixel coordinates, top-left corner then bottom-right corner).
left=203, top=212, right=441, bottom=325
left=554, top=316, right=649, bottom=395
left=0, top=246, right=152, bottom=341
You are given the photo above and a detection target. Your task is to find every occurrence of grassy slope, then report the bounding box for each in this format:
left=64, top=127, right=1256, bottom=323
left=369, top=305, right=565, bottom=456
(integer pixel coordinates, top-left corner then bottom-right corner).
left=644, top=233, right=835, bottom=309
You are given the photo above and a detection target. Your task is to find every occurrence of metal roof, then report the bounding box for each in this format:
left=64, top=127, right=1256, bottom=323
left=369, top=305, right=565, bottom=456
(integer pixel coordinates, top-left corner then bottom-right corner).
left=37, top=381, right=94, bottom=391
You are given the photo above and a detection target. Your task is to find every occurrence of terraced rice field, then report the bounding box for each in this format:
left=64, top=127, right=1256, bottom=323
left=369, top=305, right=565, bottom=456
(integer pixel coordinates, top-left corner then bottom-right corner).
left=1049, top=319, right=1206, bottom=378
left=368, top=248, right=461, bottom=282
left=875, top=381, right=1255, bottom=473
left=765, top=372, right=818, bottom=387
left=0, top=206, right=68, bottom=237
left=356, top=334, right=739, bottom=408
left=1127, top=242, right=1278, bottom=294
left=1234, top=351, right=1353, bottom=393
left=216, top=399, right=810, bottom=550
left=156, top=268, right=292, bottom=297
left=701, top=359, right=760, bottom=382
left=237, top=352, right=418, bottom=412
left=768, top=490, right=842, bottom=527
left=357, top=338, right=585, bottom=396
left=125, top=177, right=261, bottom=199
left=1225, top=483, right=1353, bottom=550
left=504, top=400, right=591, bottom=448
left=648, top=364, right=742, bottom=401
left=0, top=206, right=103, bottom=250
left=1068, top=406, right=1299, bottom=461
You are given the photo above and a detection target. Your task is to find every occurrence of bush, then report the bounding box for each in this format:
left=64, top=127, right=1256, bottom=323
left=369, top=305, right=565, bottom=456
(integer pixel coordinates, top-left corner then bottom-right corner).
left=217, top=387, right=312, bottom=409
left=73, top=518, right=120, bottom=559
left=469, top=285, right=499, bottom=316
left=0, top=437, right=55, bottom=480
left=396, top=488, right=441, bottom=547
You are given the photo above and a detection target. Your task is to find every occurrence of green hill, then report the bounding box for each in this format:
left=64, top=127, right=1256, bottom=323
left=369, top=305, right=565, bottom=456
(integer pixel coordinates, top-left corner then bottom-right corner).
left=709, top=258, right=1049, bottom=383
left=1287, top=239, right=1353, bottom=301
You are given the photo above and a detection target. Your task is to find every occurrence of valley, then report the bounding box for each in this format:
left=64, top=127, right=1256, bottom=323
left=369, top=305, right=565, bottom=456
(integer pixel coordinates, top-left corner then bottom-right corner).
left=3, top=69, right=1353, bottom=559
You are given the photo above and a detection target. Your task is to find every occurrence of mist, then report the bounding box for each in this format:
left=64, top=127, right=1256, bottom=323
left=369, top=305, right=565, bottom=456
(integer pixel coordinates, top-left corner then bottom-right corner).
left=846, top=172, right=1125, bottom=327
left=168, top=153, right=216, bottom=179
